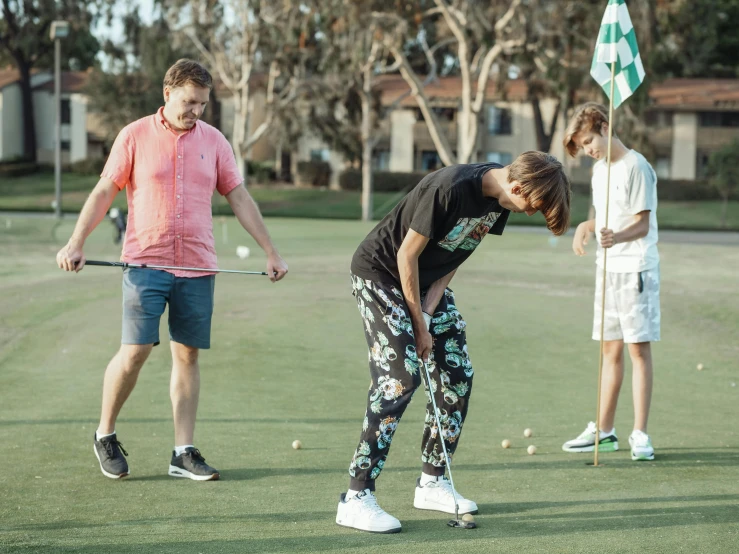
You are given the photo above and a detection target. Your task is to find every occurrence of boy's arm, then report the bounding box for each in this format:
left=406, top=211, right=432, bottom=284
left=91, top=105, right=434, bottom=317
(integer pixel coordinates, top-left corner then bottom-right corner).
left=573, top=218, right=595, bottom=256
left=421, top=269, right=457, bottom=318
left=397, top=229, right=432, bottom=361
left=601, top=212, right=650, bottom=248
left=56, top=177, right=120, bottom=272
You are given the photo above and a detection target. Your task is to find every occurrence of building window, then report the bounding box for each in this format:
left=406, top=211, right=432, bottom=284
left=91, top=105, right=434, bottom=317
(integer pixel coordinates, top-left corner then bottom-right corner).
left=373, top=150, right=390, bottom=170
left=696, top=151, right=711, bottom=178
left=421, top=151, right=442, bottom=171
left=61, top=99, right=71, bottom=125
left=486, top=152, right=512, bottom=166
left=699, top=111, right=739, bottom=127
left=60, top=140, right=71, bottom=152
left=655, top=157, right=670, bottom=179
left=310, top=148, right=330, bottom=162
left=488, top=106, right=512, bottom=135
left=645, top=110, right=673, bottom=127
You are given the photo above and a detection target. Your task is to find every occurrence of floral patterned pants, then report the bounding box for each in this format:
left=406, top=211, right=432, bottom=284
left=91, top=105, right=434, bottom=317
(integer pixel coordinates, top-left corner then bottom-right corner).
left=348, top=274, right=474, bottom=492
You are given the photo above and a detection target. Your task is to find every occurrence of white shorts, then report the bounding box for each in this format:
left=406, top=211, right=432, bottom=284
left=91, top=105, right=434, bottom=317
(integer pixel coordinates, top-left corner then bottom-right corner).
left=592, top=266, right=660, bottom=343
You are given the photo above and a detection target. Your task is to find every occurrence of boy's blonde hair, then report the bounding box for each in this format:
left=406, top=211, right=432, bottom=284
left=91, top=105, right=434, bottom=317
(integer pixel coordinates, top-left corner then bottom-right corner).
left=509, top=151, right=571, bottom=236
left=563, top=102, right=610, bottom=158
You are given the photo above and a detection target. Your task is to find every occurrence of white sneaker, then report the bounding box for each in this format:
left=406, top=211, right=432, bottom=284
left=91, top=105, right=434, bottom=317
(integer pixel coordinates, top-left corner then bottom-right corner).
left=336, top=489, right=402, bottom=534
left=562, top=421, right=619, bottom=453
left=629, top=430, right=655, bottom=461
left=413, top=477, right=478, bottom=515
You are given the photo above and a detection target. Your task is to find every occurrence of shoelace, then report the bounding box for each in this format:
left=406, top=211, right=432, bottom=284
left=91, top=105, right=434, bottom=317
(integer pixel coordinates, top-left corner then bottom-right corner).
left=630, top=432, right=651, bottom=447
left=102, top=438, right=128, bottom=459
left=356, top=491, right=385, bottom=516
left=186, top=448, right=207, bottom=465
left=429, top=478, right=461, bottom=501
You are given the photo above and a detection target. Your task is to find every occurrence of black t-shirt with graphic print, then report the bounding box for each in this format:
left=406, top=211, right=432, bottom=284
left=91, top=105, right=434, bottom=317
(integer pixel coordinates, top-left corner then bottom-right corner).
left=351, top=162, right=510, bottom=289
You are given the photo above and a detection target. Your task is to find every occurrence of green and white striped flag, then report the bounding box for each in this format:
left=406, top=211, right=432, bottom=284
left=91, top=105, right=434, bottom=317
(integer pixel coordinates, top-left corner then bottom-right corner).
left=590, top=0, right=645, bottom=108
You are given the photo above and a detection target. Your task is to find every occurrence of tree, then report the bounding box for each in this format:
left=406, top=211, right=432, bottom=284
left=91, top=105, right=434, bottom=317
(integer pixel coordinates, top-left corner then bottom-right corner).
left=379, top=0, right=527, bottom=166
left=653, top=0, right=739, bottom=79
left=706, top=139, right=739, bottom=228
left=168, top=0, right=313, bottom=180
left=0, top=0, right=101, bottom=162
left=86, top=10, right=202, bottom=143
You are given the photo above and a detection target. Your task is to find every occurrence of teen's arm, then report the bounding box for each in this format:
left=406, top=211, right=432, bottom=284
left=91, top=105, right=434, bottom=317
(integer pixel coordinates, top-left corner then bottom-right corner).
left=56, top=177, right=119, bottom=272
left=397, top=229, right=432, bottom=361
left=226, top=184, right=288, bottom=282
left=422, top=269, right=457, bottom=318
left=601, top=211, right=650, bottom=248
left=573, top=218, right=595, bottom=256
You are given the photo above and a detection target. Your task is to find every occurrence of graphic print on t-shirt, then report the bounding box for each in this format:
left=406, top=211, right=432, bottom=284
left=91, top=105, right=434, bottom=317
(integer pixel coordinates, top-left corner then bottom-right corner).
left=438, top=212, right=501, bottom=252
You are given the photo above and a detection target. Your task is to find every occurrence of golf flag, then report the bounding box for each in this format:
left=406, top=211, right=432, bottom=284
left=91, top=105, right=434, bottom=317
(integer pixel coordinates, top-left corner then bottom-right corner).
left=590, top=0, right=645, bottom=108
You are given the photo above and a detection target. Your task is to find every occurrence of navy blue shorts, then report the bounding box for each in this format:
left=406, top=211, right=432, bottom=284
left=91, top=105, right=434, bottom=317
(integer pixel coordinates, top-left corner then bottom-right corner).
left=121, top=268, right=215, bottom=349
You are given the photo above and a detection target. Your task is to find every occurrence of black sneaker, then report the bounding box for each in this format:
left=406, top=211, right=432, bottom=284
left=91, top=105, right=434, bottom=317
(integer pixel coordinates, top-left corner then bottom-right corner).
left=93, top=433, right=129, bottom=479
left=168, top=447, right=220, bottom=481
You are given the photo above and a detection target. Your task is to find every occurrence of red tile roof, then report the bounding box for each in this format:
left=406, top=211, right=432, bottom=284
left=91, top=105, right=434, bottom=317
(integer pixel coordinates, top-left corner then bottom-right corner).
left=376, top=74, right=528, bottom=107
left=648, top=78, right=739, bottom=109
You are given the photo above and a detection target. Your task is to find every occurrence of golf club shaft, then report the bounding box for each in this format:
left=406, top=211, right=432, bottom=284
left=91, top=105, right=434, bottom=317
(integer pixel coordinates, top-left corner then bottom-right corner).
left=84, top=260, right=268, bottom=275
left=422, top=359, right=460, bottom=521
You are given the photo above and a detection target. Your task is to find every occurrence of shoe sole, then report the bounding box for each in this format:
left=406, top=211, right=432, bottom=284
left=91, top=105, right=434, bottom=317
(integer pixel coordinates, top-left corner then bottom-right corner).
left=631, top=451, right=655, bottom=461
left=413, top=500, right=480, bottom=516
left=562, top=441, right=619, bottom=453
left=336, top=520, right=401, bottom=534
left=93, top=445, right=129, bottom=479
left=168, top=465, right=220, bottom=481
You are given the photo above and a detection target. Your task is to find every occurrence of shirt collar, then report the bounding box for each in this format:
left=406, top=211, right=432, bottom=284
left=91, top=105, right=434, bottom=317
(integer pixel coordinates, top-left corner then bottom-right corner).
left=157, top=106, right=197, bottom=134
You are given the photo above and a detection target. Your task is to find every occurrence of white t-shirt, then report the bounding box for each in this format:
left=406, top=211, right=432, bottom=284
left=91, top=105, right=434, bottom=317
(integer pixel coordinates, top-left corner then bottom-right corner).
left=592, top=150, right=659, bottom=273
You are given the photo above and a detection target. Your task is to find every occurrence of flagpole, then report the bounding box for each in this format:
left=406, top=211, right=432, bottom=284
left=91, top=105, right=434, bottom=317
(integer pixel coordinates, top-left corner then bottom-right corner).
left=594, top=60, right=616, bottom=467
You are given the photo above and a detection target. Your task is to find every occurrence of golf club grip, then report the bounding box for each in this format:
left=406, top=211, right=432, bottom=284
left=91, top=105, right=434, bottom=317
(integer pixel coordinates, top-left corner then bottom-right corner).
left=84, top=260, right=126, bottom=267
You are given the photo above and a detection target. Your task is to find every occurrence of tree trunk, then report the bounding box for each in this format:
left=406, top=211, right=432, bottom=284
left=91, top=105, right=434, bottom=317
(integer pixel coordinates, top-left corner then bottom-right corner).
left=361, top=66, right=373, bottom=222
left=531, top=95, right=562, bottom=153
left=17, top=61, right=37, bottom=162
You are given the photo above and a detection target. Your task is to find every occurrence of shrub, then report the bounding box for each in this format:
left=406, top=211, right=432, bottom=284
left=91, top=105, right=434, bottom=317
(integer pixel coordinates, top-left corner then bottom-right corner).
left=296, top=160, right=331, bottom=188
left=247, top=161, right=276, bottom=184
left=0, top=161, right=39, bottom=177
left=339, top=169, right=427, bottom=192
left=68, top=158, right=106, bottom=176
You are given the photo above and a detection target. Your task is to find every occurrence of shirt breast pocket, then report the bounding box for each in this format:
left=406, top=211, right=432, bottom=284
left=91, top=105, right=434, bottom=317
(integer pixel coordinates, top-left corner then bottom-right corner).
left=189, top=150, right=218, bottom=191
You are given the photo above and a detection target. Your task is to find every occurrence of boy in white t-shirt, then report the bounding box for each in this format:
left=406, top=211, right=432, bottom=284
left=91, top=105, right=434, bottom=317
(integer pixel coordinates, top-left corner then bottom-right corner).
left=561, top=102, right=660, bottom=461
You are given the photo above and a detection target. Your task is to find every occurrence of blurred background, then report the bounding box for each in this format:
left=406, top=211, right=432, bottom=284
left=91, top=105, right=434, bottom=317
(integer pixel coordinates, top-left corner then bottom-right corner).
left=1, top=0, right=737, bottom=229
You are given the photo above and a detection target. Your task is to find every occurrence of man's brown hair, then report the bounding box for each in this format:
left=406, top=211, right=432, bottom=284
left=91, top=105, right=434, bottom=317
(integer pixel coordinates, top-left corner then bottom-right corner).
left=508, top=151, right=571, bottom=236
left=563, top=102, right=611, bottom=158
left=163, top=59, right=213, bottom=90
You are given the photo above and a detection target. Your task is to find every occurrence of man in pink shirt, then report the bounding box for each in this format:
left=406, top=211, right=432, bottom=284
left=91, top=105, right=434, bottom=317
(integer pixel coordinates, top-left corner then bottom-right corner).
left=56, top=59, right=288, bottom=481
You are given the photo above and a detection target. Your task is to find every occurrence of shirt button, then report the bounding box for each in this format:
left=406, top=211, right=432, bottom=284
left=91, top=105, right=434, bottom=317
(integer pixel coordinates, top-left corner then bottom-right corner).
left=178, top=175, right=181, bottom=179
left=177, top=214, right=181, bottom=218
left=177, top=235, right=181, bottom=239
left=177, top=194, right=181, bottom=199
left=178, top=155, right=182, bottom=159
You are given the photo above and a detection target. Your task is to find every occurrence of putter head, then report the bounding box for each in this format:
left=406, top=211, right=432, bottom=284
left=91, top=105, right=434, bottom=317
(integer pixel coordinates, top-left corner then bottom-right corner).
left=447, top=519, right=477, bottom=529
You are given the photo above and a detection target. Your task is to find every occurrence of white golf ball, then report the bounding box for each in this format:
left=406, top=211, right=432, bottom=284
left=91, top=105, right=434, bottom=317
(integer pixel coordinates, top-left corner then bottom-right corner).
left=696, top=363, right=704, bottom=371
left=527, top=445, right=537, bottom=455
left=524, top=428, right=533, bottom=438
left=236, top=246, right=250, bottom=259
left=292, top=440, right=302, bottom=450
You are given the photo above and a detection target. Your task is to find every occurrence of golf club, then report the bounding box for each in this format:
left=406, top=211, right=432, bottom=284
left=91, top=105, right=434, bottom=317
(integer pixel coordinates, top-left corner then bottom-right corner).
left=421, top=359, right=477, bottom=530
left=80, top=260, right=269, bottom=276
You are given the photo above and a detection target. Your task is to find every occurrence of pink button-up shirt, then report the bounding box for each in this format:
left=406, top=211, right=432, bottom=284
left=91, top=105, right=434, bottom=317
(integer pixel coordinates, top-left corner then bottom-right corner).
left=102, top=107, right=242, bottom=277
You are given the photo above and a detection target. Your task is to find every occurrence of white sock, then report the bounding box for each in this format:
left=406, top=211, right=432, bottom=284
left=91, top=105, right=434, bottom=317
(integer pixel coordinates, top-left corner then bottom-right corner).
left=174, top=445, right=194, bottom=456
left=600, top=428, right=615, bottom=438
left=420, top=473, right=442, bottom=486
left=96, top=430, right=115, bottom=441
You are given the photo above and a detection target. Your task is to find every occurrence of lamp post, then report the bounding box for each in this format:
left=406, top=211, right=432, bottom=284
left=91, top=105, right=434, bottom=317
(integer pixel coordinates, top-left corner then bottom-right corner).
left=50, top=20, right=69, bottom=219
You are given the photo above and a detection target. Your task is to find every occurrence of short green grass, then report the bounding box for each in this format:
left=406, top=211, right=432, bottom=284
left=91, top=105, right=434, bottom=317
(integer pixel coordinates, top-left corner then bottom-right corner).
left=2, top=171, right=739, bottom=230
left=1, top=215, right=738, bottom=553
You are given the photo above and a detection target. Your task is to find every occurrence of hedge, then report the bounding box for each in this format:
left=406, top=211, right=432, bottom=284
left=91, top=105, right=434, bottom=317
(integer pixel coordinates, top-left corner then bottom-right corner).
left=0, top=161, right=39, bottom=178
left=296, top=160, right=331, bottom=187
left=339, top=169, right=428, bottom=192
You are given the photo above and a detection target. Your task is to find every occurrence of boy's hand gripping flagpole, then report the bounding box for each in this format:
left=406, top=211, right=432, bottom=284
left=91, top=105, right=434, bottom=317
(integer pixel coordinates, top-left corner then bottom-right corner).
left=589, top=0, right=645, bottom=466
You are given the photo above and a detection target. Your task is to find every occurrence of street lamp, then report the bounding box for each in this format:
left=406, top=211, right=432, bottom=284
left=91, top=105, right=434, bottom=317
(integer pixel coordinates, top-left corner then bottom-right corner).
left=50, top=20, right=69, bottom=219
